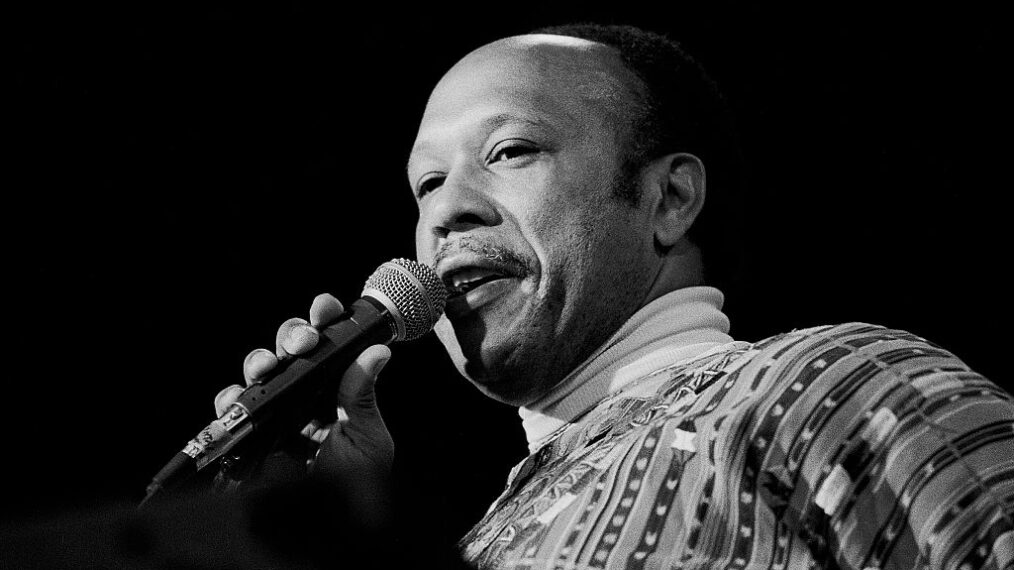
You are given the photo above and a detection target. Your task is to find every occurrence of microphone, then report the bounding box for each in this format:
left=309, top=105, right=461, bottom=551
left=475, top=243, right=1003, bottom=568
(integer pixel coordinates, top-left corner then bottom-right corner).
left=142, top=258, right=447, bottom=505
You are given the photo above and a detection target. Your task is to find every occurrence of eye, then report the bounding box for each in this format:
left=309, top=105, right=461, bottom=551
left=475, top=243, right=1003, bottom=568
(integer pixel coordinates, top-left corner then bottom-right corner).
left=415, top=174, right=445, bottom=198
left=488, top=141, right=538, bottom=164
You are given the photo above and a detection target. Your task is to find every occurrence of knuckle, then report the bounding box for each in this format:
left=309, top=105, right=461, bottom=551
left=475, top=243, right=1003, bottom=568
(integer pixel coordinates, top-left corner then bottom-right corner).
left=214, top=384, right=243, bottom=413
left=244, top=348, right=277, bottom=371
left=310, top=293, right=344, bottom=327
left=281, top=325, right=319, bottom=354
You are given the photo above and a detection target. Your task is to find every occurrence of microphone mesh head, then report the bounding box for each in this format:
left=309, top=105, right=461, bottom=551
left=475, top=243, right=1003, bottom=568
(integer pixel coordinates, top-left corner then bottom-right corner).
left=362, top=258, right=447, bottom=341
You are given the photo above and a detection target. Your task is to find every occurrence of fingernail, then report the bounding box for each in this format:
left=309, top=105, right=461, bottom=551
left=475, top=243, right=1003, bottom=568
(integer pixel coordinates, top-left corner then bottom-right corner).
left=310, top=293, right=344, bottom=327
left=214, top=385, right=234, bottom=404
left=246, top=349, right=274, bottom=371
left=282, top=325, right=318, bottom=354
left=214, top=385, right=242, bottom=414
left=370, top=354, right=391, bottom=377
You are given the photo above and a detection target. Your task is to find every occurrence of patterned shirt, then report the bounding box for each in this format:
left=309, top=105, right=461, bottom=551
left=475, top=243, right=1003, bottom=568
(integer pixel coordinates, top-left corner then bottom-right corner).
left=459, top=323, right=1014, bottom=569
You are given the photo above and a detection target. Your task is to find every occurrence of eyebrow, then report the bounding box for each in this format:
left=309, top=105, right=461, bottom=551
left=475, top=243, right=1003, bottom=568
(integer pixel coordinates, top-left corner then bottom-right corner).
left=406, top=112, right=556, bottom=176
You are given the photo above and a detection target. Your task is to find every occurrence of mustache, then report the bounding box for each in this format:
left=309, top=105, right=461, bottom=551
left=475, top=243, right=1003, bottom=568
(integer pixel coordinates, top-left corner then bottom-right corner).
left=432, top=236, right=534, bottom=277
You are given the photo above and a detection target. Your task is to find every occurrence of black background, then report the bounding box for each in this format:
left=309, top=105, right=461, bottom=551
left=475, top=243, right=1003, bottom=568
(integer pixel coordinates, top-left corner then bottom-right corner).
left=5, top=1, right=1008, bottom=559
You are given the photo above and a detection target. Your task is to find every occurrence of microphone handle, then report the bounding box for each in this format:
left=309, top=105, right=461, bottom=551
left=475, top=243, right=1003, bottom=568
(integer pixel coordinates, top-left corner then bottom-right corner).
left=143, top=296, right=398, bottom=505
left=233, top=296, right=396, bottom=421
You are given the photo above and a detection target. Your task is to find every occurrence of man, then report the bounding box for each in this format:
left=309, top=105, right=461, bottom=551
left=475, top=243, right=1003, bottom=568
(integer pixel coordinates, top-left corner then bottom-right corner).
left=215, top=25, right=1013, bottom=569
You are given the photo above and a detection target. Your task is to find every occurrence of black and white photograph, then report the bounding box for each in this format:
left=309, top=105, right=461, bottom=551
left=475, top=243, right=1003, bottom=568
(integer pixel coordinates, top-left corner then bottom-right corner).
left=5, top=4, right=1011, bottom=568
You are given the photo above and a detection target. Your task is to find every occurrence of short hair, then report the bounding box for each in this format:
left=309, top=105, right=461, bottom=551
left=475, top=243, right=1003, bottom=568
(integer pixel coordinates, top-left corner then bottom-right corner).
left=531, top=23, right=745, bottom=292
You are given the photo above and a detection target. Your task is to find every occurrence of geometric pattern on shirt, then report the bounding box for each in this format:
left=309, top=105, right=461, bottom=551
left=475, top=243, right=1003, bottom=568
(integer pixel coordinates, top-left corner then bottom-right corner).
left=459, top=323, right=1014, bottom=570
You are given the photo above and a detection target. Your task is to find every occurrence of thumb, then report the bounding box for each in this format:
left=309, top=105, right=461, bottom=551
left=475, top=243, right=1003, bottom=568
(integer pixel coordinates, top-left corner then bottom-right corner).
left=336, top=344, right=392, bottom=422
left=316, top=344, right=395, bottom=476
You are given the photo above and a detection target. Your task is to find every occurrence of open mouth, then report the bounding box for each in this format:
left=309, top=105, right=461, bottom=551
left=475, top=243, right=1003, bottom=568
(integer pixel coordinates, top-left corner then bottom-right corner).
left=444, top=267, right=509, bottom=298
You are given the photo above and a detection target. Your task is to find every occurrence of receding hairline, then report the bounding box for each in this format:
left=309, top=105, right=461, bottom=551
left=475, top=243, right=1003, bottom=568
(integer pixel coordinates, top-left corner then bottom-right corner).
left=438, top=32, right=653, bottom=132
left=450, top=33, right=631, bottom=76
left=410, top=32, right=657, bottom=185
left=478, top=33, right=615, bottom=52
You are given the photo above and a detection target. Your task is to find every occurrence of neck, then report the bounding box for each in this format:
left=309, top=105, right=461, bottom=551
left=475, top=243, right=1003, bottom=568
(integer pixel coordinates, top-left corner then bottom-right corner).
left=518, top=286, right=733, bottom=450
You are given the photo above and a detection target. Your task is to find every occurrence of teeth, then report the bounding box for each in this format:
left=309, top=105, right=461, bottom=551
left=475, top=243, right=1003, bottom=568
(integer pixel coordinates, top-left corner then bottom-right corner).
left=450, top=268, right=499, bottom=288
left=445, top=267, right=504, bottom=294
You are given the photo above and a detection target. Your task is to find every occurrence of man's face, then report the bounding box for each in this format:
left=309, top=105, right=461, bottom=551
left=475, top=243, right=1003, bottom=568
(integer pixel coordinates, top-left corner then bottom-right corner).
left=408, top=35, right=661, bottom=406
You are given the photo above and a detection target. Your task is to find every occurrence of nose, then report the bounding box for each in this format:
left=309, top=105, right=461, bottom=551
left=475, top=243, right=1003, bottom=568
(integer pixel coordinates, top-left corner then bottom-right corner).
left=422, top=171, right=501, bottom=239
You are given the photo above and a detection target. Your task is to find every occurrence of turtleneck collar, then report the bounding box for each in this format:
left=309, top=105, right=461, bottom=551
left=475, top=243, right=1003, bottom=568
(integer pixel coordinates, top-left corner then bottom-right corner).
left=518, top=286, right=733, bottom=451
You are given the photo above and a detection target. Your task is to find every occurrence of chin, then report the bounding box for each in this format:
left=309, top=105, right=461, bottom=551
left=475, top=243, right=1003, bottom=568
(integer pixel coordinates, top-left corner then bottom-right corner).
left=467, top=373, right=541, bottom=408
left=439, top=340, right=539, bottom=406
left=458, top=346, right=557, bottom=407
left=436, top=313, right=554, bottom=407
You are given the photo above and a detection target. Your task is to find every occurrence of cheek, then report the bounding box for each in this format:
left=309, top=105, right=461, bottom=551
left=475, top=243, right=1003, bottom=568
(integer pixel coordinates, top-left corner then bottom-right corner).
left=521, top=173, right=619, bottom=286
left=414, top=214, right=434, bottom=265
left=514, top=166, right=602, bottom=243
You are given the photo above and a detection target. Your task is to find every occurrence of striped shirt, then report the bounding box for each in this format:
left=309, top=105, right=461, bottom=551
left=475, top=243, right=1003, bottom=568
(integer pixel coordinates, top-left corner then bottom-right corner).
left=459, top=323, right=1014, bottom=569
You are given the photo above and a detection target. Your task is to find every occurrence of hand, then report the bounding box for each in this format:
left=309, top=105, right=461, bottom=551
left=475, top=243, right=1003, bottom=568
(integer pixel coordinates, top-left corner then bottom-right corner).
left=213, top=293, right=395, bottom=513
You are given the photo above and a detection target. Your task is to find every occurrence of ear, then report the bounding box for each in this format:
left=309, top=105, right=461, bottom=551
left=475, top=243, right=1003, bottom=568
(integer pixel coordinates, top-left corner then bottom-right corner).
left=648, top=153, right=706, bottom=248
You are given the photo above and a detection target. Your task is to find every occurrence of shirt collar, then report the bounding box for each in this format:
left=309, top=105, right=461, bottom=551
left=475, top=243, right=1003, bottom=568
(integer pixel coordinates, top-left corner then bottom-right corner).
left=518, top=286, right=733, bottom=451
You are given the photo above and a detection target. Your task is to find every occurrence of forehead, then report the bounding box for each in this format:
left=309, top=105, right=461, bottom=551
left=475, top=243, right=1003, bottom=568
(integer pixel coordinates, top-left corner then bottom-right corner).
left=409, top=35, right=643, bottom=164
